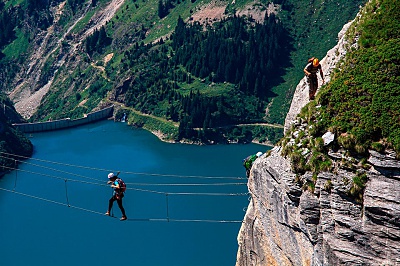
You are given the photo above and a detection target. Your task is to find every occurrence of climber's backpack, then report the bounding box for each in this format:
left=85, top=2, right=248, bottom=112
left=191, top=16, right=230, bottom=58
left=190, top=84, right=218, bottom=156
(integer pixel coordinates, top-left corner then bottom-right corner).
left=116, top=178, right=126, bottom=192
left=243, top=154, right=258, bottom=170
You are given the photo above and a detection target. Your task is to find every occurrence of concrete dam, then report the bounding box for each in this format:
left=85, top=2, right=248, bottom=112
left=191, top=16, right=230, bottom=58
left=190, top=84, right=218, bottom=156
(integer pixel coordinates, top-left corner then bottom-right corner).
left=13, top=106, right=114, bottom=133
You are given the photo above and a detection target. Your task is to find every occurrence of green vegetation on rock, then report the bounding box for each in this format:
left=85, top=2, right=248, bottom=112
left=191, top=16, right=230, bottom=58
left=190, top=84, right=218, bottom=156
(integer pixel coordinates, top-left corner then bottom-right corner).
left=317, top=0, right=400, bottom=154
left=280, top=0, right=399, bottom=201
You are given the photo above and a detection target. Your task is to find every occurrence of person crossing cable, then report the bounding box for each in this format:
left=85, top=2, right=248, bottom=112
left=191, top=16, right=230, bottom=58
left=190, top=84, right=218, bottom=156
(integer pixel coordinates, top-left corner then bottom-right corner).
left=105, top=172, right=127, bottom=221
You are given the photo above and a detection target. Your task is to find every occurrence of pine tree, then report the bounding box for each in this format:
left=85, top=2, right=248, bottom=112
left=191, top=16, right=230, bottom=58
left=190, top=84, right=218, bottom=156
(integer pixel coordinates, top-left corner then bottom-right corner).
left=158, top=0, right=166, bottom=18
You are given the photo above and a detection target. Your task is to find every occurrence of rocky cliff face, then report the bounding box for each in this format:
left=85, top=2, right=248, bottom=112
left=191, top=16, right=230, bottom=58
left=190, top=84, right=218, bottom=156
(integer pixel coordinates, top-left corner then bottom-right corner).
left=236, top=12, right=400, bottom=266
left=237, top=147, right=399, bottom=265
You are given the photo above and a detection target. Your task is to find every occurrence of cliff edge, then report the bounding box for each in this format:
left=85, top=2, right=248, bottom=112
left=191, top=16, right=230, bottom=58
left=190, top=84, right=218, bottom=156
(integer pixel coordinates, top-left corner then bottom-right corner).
left=236, top=8, right=400, bottom=266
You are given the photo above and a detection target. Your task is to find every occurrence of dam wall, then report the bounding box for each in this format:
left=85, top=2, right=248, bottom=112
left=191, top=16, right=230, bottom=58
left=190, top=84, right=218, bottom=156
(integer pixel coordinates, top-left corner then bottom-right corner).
left=12, top=106, right=114, bottom=133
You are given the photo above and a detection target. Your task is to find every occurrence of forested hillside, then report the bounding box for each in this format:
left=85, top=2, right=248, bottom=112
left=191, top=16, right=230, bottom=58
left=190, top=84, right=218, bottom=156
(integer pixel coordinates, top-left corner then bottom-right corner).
left=0, top=95, right=33, bottom=176
left=0, top=0, right=365, bottom=145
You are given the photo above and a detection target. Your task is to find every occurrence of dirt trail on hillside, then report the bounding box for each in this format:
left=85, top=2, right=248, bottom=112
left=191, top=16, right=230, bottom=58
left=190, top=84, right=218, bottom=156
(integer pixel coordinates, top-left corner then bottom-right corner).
left=10, top=0, right=125, bottom=119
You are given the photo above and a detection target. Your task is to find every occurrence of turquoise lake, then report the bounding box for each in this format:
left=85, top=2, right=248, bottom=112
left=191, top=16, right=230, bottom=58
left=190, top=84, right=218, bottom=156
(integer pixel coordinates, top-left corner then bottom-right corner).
left=0, top=120, right=268, bottom=266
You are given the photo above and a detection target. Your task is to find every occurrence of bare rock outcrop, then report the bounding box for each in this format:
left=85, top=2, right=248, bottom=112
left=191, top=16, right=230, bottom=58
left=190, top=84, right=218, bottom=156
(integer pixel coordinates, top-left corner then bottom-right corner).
left=284, top=19, right=354, bottom=134
left=236, top=7, right=400, bottom=266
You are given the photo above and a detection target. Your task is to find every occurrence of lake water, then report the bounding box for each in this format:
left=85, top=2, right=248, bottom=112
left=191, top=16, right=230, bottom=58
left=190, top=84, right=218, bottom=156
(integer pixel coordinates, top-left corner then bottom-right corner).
left=0, top=120, right=268, bottom=266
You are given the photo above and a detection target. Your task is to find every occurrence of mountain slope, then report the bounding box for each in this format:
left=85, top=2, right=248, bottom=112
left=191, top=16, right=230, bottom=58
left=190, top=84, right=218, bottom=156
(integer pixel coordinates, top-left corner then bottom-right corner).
left=0, top=0, right=364, bottom=145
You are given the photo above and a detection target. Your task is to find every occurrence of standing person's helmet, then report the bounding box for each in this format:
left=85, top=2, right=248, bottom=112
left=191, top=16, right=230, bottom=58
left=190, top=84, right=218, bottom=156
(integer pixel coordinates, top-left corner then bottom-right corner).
left=313, top=58, right=319, bottom=67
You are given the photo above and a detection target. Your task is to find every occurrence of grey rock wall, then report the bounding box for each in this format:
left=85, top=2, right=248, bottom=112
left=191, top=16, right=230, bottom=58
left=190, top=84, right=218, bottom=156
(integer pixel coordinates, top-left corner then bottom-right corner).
left=236, top=146, right=400, bottom=265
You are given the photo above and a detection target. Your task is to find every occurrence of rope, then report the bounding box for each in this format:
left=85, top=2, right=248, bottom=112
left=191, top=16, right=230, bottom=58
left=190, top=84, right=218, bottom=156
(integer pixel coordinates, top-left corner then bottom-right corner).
left=14, top=158, right=103, bottom=182
left=1, top=152, right=249, bottom=223
left=3, top=159, right=248, bottom=186
left=13, top=159, right=18, bottom=190
left=64, top=179, right=70, bottom=207
left=126, top=218, right=244, bottom=223
left=0, top=155, right=103, bottom=183
left=110, top=188, right=114, bottom=217
left=166, top=193, right=169, bottom=222
left=1, top=165, right=107, bottom=187
left=0, top=152, right=249, bottom=224
left=127, top=186, right=248, bottom=196
left=122, top=171, right=246, bottom=180
left=0, top=152, right=246, bottom=180
left=0, top=187, right=243, bottom=224
left=125, top=182, right=247, bottom=186
left=1, top=165, right=248, bottom=196
left=0, top=187, right=112, bottom=217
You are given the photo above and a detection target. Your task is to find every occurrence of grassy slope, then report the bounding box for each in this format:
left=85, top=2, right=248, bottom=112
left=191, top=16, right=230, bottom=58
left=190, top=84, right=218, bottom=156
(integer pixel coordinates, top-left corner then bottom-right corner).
left=316, top=0, right=400, bottom=153
left=279, top=0, right=399, bottom=198
left=267, top=0, right=366, bottom=124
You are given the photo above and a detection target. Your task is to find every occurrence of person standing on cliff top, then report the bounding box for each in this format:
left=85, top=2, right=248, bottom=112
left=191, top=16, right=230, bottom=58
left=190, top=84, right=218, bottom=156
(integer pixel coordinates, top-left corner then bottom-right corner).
left=105, top=172, right=127, bottom=221
left=304, top=57, right=325, bottom=100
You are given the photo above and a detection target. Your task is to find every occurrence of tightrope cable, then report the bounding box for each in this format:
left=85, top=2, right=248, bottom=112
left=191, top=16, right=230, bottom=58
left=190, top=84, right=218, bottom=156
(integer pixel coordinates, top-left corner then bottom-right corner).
left=124, top=182, right=247, bottom=186
left=0, top=187, right=243, bottom=223
left=1, top=165, right=107, bottom=187
left=126, top=218, right=244, bottom=223
left=0, top=187, right=110, bottom=217
left=1, top=165, right=248, bottom=196
left=0, top=152, right=246, bottom=180
left=64, top=179, right=70, bottom=207
left=110, top=187, right=114, bottom=217
left=13, top=159, right=18, bottom=191
left=0, top=152, right=249, bottom=223
left=166, top=193, right=170, bottom=222
left=0, top=155, right=103, bottom=182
